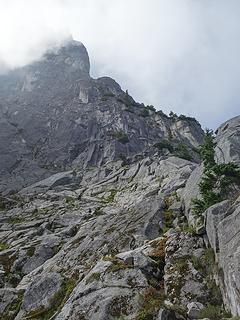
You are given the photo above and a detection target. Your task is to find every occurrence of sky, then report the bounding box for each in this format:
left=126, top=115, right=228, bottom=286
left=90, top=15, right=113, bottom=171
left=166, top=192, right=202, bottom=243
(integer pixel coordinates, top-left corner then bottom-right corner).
left=0, top=0, right=239, bottom=129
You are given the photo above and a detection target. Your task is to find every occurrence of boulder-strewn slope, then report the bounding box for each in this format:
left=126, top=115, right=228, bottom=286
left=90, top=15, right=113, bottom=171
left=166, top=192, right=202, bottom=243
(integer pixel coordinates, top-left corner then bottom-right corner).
left=0, top=40, right=239, bottom=320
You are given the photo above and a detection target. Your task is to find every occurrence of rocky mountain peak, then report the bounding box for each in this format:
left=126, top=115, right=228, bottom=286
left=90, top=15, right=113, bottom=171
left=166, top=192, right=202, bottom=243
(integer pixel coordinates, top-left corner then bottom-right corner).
left=0, top=39, right=239, bottom=320
left=43, top=39, right=90, bottom=75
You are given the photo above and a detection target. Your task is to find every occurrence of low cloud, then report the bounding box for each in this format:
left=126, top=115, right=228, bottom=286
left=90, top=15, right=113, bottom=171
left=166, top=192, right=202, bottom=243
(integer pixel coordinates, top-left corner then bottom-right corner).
left=0, top=0, right=239, bottom=128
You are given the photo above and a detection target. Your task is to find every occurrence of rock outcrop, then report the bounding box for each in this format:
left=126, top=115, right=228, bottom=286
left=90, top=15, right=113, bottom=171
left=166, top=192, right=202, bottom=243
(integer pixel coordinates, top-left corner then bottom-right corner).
left=0, top=40, right=203, bottom=194
left=0, top=39, right=239, bottom=319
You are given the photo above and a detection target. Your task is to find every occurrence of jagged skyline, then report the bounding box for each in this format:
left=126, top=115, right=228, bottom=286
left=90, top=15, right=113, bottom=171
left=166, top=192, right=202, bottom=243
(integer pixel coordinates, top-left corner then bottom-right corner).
left=0, top=0, right=240, bottom=128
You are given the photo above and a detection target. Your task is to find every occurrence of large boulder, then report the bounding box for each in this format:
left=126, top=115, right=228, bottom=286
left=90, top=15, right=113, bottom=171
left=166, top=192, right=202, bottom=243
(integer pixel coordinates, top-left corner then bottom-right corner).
left=215, top=116, right=240, bottom=165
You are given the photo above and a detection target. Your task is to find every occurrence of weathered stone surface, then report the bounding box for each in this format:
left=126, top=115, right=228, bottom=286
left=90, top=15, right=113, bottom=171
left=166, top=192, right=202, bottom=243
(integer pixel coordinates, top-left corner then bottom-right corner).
left=16, top=272, right=63, bottom=319
left=215, top=115, right=240, bottom=165
left=0, top=40, right=203, bottom=194
left=187, top=301, right=204, bottom=319
left=181, top=164, right=203, bottom=224
left=205, top=200, right=231, bottom=253
left=216, top=200, right=240, bottom=316
left=0, top=38, right=240, bottom=319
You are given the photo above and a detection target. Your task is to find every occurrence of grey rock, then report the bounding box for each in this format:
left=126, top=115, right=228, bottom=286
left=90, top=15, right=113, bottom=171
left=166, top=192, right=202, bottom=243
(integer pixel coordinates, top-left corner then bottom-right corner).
left=16, top=272, right=62, bottom=318
left=19, top=171, right=79, bottom=195
left=0, top=40, right=203, bottom=193
left=181, top=164, right=203, bottom=224
left=1, top=38, right=240, bottom=319
left=157, top=308, right=177, bottom=320
left=0, top=288, right=19, bottom=316
left=216, top=201, right=240, bottom=316
left=215, top=115, right=240, bottom=165
left=187, top=302, right=204, bottom=319
left=205, top=200, right=231, bottom=253
left=55, top=260, right=148, bottom=320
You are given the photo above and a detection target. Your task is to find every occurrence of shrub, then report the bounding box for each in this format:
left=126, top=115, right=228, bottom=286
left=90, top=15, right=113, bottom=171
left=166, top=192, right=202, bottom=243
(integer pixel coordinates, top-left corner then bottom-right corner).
left=146, top=105, right=156, bottom=112
left=0, top=242, right=9, bottom=251
left=139, top=108, right=150, bottom=117
left=193, top=129, right=240, bottom=215
left=113, top=131, right=129, bottom=144
left=136, top=287, right=165, bottom=320
left=153, top=139, right=174, bottom=153
left=0, top=199, right=5, bottom=211
left=174, top=143, right=192, bottom=161
left=199, top=304, right=231, bottom=319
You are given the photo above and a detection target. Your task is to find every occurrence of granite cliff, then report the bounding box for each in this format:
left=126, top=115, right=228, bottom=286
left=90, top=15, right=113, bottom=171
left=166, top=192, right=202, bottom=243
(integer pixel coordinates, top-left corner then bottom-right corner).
left=0, top=40, right=239, bottom=320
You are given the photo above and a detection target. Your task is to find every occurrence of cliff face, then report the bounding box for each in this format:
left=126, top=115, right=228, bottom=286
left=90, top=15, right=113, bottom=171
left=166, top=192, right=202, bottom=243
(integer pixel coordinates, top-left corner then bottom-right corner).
left=0, top=40, right=203, bottom=194
left=0, top=40, right=239, bottom=320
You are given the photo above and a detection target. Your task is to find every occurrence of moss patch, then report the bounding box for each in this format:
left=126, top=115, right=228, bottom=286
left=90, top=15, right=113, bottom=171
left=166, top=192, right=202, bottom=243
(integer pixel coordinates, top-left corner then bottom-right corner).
left=136, top=287, right=165, bottom=320
left=0, top=242, right=9, bottom=251
left=85, top=272, right=101, bottom=285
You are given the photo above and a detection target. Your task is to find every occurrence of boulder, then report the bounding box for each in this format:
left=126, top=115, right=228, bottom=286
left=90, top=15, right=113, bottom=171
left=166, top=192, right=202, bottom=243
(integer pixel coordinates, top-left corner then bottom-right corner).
left=187, top=302, right=204, bottom=319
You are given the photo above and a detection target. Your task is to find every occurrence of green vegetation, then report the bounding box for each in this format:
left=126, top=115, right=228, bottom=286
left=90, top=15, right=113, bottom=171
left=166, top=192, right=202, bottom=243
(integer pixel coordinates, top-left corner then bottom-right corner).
left=139, top=108, right=150, bottom=117
left=106, top=259, right=132, bottom=273
left=27, top=246, right=36, bottom=257
left=169, top=111, right=178, bottom=118
left=85, top=272, right=101, bottom=284
left=103, top=92, right=115, bottom=98
left=104, top=189, right=118, bottom=203
left=153, top=139, right=174, bottom=153
left=178, top=114, right=198, bottom=122
left=113, top=131, right=130, bottom=144
left=169, top=111, right=198, bottom=123
left=7, top=217, right=25, bottom=224
left=1, top=291, right=23, bottom=319
left=93, top=207, right=104, bottom=216
left=203, top=247, right=215, bottom=265
left=145, top=105, right=156, bottom=112
left=153, top=139, right=193, bottom=161
left=198, top=304, right=231, bottom=320
left=0, top=242, right=9, bottom=251
left=136, top=287, right=165, bottom=320
left=0, top=199, right=6, bottom=211
left=193, top=129, right=240, bottom=215
left=174, top=143, right=192, bottom=161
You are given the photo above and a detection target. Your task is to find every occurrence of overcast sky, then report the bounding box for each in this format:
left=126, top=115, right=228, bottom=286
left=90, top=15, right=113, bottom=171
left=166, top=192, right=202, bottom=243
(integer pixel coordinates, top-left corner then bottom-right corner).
left=0, top=0, right=239, bottom=128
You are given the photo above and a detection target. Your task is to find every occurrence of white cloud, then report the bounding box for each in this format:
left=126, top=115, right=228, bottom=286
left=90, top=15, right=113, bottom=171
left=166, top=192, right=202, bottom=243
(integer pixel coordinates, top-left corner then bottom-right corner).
left=0, top=0, right=239, bottom=128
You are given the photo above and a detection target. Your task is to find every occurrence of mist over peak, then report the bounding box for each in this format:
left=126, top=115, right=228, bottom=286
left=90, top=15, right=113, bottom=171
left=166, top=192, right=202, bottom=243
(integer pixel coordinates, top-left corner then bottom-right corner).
left=0, top=0, right=240, bottom=128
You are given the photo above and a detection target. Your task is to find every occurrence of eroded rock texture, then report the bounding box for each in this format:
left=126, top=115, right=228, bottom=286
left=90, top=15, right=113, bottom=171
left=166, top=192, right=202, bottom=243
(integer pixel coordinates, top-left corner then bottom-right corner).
left=0, top=39, right=239, bottom=319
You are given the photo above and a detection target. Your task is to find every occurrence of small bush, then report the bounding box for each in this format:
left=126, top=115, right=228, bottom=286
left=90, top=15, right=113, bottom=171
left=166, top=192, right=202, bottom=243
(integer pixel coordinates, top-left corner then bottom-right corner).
left=174, top=143, right=192, bottom=161
left=136, top=287, right=165, bottom=320
left=112, top=131, right=129, bottom=144
left=139, top=108, right=150, bottom=117
left=0, top=199, right=6, bottom=211
left=199, top=304, right=230, bottom=319
left=0, top=242, right=9, bottom=251
left=146, top=105, right=156, bottom=112
left=153, top=139, right=174, bottom=153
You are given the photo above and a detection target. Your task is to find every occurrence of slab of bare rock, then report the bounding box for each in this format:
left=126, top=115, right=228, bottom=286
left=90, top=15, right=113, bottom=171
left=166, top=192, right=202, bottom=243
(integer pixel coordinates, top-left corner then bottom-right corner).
left=216, top=201, right=240, bottom=316
left=55, top=259, right=149, bottom=320
left=205, top=200, right=231, bottom=253
left=215, top=115, right=240, bottom=165
left=19, top=171, right=79, bottom=195
left=16, top=272, right=63, bottom=319
left=0, top=288, right=20, bottom=317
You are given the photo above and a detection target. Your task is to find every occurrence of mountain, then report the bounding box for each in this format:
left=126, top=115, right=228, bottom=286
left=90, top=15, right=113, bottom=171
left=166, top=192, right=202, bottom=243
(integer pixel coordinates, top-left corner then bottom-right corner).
left=0, top=40, right=203, bottom=194
left=0, top=40, right=239, bottom=320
